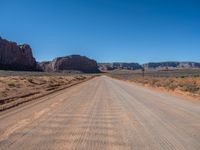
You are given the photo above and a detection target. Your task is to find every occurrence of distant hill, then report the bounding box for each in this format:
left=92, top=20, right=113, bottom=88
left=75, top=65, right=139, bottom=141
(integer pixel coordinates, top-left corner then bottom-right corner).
left=112, top=62, right=143, bottom=70
left=143, top=62, right=200, bottom=70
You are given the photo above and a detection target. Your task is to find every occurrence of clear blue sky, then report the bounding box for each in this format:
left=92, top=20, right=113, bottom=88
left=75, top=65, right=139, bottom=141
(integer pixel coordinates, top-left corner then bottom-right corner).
left=0, top=0, right=200, bottom=63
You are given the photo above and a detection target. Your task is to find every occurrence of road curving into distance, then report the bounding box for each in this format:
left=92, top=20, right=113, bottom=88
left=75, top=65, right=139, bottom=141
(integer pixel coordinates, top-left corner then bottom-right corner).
left=0, top=76, right=200, bottom=150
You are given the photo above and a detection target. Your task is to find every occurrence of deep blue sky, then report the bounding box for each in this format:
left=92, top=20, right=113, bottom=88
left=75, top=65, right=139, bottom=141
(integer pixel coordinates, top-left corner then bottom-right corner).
left=0, top=0, right=200, bottom=63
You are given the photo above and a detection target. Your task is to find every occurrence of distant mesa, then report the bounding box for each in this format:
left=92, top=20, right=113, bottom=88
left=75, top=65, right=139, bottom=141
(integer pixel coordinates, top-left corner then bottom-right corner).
left=1, top=37, right=200, bottom=72
left=143, top=62, right=200, bottom=70
left=0, top=37, right=37, bottom=71
left=99, top=61, right=200, bottom=71
left=112, top=62, right=143, bottom=70
left=98, top=63, right=142, bottom=71
left=39, top=55, right=100, bottom=73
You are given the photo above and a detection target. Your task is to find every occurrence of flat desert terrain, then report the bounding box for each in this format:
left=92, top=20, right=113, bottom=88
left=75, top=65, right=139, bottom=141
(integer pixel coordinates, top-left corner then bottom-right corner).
left=107, top=69, right=200, bottom=99
left=0, top=71, right=92, bottom=111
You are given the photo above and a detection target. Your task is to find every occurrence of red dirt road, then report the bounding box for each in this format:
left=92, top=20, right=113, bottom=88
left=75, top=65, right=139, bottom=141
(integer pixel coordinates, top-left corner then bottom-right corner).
left=0, top=76, right=200, bottom=150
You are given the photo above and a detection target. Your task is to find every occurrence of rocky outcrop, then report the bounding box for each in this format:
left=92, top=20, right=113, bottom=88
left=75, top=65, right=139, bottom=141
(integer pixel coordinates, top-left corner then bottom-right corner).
left=143, top=62, right=200, bottom=70
left=39, top=55, right=100, bottom=73
left=0, top=37, right=37, bottom=71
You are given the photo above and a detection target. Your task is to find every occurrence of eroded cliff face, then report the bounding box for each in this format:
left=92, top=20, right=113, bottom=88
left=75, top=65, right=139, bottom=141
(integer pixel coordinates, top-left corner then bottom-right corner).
left=0, top=37, right=37, bottom=71
left=39, top=55, right=100, bottom=73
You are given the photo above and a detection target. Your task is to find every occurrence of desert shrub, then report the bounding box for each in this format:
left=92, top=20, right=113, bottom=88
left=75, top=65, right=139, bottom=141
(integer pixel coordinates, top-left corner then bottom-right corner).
left=75, top=76, right=86, bottom=80
left=149, top=78, right=158, bottom=86
left=134, top=78, right=149, bottom=85
left=182, top=84, right=200, bottom=93
left=155, top=82, right=162, bottom=87
left=193, top=75, right=200, bottom=77
left=58, top=76, right=63, bottom=79
left=162, top=81, right=171, bottom=88
left=27, top=76, right=33, bottom=83
left=168, top=83, right=178, bottom=90
left=143, top=79, right=150, bottom=84
left=8, top=82, right=16, bottom=87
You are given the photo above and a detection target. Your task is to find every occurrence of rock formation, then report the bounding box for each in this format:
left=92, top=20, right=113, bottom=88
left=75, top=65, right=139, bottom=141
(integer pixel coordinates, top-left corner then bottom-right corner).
left=0, top=37, right=37, bottom=71
left=2, top=37, right=200, bottom=72
left=39, top=55, right=100, bottom=73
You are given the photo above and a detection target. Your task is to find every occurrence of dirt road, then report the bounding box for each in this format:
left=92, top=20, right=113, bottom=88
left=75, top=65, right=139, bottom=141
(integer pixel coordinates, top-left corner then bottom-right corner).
left=0, top=76, right=200, bottom=150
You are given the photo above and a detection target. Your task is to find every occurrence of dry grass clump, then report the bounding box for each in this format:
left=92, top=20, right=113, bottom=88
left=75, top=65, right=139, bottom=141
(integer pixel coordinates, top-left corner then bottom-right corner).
left=8, top=82, right=16, bottom=87
left=27, top=76, right=33, bottom=83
